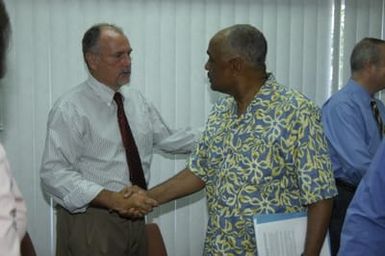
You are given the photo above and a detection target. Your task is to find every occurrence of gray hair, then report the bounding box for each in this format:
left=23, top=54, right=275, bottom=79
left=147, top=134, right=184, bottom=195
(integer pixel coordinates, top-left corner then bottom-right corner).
left=223, top=24, right=267, bottom=68
left=82, top=23, right=124, bottom=66
left=351, top=37, right=385, bottom=73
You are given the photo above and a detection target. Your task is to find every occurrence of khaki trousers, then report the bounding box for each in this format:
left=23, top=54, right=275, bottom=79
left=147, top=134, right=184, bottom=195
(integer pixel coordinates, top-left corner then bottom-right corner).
left=56, top=207, right=147, bottom=256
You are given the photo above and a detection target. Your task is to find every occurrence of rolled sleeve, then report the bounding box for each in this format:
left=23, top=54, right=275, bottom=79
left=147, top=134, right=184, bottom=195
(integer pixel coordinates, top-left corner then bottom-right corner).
left=62, top=183, right=103, bottom=213
left=40, top=103, right=101, bottom=213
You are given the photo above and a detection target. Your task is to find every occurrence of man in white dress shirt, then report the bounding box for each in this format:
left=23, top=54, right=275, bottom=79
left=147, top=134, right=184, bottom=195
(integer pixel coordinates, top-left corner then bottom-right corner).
left=40, top=23, right=197, bottom=256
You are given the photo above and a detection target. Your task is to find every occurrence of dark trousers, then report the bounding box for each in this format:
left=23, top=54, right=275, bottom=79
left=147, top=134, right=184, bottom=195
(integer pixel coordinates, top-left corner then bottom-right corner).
left=56, top=207, right=147, bottom=256
left=329, top=181, right=356, bottom=256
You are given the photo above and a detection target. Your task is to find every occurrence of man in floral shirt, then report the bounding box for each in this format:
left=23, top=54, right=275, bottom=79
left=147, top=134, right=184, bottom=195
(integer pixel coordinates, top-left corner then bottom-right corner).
left=142, top=24, right=337, bottom=255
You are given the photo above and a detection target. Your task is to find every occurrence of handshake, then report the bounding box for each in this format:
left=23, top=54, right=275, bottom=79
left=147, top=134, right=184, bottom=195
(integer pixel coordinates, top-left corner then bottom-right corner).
left=109, top=185, right=159, bottom=219
left=95, top=169, right=200, bottom=218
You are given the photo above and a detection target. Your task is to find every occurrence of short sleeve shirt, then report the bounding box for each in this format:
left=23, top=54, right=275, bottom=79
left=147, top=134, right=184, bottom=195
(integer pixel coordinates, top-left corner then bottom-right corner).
left=188, top=74, right=337, bottom=255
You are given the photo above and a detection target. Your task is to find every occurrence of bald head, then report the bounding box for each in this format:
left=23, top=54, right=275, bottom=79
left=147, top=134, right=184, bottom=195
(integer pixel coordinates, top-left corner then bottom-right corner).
left=213, top=24, right=267, bottom=69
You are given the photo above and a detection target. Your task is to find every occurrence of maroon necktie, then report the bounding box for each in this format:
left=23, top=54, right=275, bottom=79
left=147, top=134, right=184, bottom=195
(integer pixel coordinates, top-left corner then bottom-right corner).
left=114, top=92, right=147, bottom=189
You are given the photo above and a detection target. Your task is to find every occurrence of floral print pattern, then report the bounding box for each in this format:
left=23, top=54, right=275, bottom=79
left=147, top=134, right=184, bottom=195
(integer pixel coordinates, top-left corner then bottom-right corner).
left=188, top=74, right=337, bottom=255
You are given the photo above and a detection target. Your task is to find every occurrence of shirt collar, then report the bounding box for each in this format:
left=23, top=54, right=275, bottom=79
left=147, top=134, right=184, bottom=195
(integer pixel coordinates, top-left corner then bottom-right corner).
left=227, top=72, right=277, bottom=117
left=257, top=72, right=276, bottom=95
left=245, top=72, right=277, bottom=107
left=348, top=79, right=373, bottom=103
left=86, top=74, right=123, bottom=106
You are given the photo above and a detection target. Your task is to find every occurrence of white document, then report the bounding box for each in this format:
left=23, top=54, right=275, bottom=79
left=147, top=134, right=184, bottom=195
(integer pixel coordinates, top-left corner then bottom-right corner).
left=253, top=212, right=331, bottom=256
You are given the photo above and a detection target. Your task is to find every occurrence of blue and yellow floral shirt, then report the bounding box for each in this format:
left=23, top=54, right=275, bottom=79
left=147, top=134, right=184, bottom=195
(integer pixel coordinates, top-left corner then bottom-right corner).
left=188, top=74, right=337, bottom=255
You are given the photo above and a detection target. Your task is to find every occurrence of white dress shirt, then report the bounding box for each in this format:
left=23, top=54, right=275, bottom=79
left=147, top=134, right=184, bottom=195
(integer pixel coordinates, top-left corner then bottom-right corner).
left=0, top=144, right=27, bottom=256
left=40, top=75, right=198, bottom=213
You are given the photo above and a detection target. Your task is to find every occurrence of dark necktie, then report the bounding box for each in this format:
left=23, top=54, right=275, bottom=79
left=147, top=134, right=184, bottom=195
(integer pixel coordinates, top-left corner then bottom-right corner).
left=370, top=99, right=384, bottom=139
left=114, top=92, right=147, bottom=189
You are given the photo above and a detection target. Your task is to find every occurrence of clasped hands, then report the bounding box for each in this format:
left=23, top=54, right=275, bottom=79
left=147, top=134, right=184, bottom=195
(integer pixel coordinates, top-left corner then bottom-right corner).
left=113, top=185, right=158, bottom=218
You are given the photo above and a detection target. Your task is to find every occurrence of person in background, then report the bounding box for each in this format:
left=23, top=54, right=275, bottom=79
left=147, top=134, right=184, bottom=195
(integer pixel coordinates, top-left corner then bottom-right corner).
left=0, top=1, right=32, bottom=256
left=40, top=23, right=197, bottom=256
left=128, top=24, right=337, bottom=255
left=338, top=139, right=385, bottom=255
left=322, top=38, right=385, bottom=256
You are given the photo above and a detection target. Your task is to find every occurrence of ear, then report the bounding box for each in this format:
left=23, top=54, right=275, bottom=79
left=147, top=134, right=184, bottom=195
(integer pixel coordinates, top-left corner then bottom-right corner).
left=363, top=63, right=378, bottom=77
left=229, top=57, right=243, bottom=73
left=362, top=59, right=376, bottom=71
left=85, top=52, right=99, bottom=71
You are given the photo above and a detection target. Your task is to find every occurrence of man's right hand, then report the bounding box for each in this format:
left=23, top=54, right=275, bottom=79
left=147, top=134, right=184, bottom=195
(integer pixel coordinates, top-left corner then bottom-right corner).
left=116, top=186, right=158, bottom=218
left=91, top=187, right=158, bottom=218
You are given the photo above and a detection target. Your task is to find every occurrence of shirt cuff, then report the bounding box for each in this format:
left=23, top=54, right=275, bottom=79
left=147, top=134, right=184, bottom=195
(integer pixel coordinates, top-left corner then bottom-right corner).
left=63, top=183, right=104, bottom=213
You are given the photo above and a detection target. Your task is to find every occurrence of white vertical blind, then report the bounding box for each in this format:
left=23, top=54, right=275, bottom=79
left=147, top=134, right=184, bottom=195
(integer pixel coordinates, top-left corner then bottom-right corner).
left=1, top=0, right=383, bottom=255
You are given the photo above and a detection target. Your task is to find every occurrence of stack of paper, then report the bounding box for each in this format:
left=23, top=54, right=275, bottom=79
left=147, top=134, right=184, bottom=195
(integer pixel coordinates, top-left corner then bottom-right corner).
left=253, top=212, right=331, bottom=256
